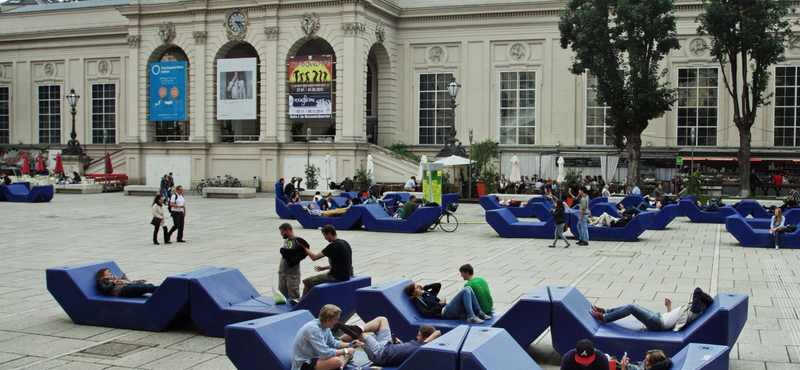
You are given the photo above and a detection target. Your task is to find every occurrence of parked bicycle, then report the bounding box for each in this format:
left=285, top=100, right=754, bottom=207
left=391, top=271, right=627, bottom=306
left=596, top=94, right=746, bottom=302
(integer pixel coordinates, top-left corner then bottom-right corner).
left=429, top=203, right=459, bottom=233
left=196, top=174, right=241, bottom=195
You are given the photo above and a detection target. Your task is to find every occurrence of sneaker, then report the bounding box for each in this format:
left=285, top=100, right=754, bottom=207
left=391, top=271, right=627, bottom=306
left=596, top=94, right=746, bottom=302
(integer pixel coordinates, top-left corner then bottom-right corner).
left=590, top=310, right=604, bottom=323
left=165, top=241, right=172, bottom=244
left=289, top=299, right=299, bottom=306
left=548, top=244, right=555, bottom=248
left=177, top=240, right=186, bottom=243
left=776, top=245, right=780, bottom=250
left=565, top=244, right=570, bottom=248
left=336, top=323, right=363, bottom=339
left=592, top=304, right=605, bottom=313
left=467, top=315, right=484, bottom=324
left=478, top=312, right=492, bottom=320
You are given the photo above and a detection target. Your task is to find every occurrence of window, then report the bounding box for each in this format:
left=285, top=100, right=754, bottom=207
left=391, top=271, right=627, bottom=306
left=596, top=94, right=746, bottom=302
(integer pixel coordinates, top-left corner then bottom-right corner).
left=38, top=85, right=61, bottom=144
left=499, top=71, right=536, bottom=145
left=677, top=68, right=718, bottom=146
left=91, top=83, right=116, bottom=144
left=585, top=73, right=611, bottom=146
left=0, top=86, right=8, bottom=144
left=419, top=72, right=454, bottom=145
left=774, top=66, right=800, bottom=147
left=366, top=64, right=374, bottom=117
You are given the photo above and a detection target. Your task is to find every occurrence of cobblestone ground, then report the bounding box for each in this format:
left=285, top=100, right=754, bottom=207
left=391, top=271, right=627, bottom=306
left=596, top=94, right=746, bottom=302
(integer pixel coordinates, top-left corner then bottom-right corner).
left=0, top=193, right=797, bottom=369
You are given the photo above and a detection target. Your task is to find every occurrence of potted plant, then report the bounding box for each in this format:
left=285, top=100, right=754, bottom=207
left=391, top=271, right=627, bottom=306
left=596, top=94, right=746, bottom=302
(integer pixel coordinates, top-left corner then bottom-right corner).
left=304, top=164, right=320, bottom=190
left=477, top=163, right=499, bottom=196
left=442, top=171, right=453, bottom=195
left=354, top=165, right=372, bottom=197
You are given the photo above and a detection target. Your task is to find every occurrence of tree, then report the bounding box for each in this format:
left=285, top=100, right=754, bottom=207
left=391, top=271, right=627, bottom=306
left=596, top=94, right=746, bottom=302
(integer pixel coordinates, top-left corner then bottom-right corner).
left=697, top=0, right=794, bottom=197
left=559, top=0, right=680, bottom=191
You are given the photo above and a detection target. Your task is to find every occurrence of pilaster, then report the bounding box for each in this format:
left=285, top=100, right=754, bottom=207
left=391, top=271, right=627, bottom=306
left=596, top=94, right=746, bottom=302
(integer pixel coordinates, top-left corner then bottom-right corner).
left=192, top=25, right=207, bottom=142
left=262, top=18, right=279, bottom=143
left=339, top=17, right=368, bottom=143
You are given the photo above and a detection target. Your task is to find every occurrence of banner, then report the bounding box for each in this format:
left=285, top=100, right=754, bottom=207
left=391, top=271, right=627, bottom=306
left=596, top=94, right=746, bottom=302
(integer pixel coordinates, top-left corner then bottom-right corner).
left=149, top=61, right=186, bottom=121
left=421, top=163, right=443, bottom=205
left=217, top=58, right=257, bottom=120
left=288, top=55, right=332, bottom=119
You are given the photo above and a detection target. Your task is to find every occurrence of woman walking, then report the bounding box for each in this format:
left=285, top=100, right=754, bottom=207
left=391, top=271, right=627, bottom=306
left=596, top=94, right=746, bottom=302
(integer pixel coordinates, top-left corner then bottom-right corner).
left=549, top=201, right=570, bottom=248
left=771, top=208, right=787, bottom=250
left=151, top=195, right=171, bottom=245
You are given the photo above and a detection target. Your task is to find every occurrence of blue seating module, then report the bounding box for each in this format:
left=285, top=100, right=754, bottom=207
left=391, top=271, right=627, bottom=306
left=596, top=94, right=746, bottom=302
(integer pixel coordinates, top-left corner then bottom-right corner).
left=460, top=327, right=543, bottom=370
left=288, top=203, right=364, bottom=230
left=733, top=200, right=772, bottom=219
left=669, top=343, right=729, bottom=370
left=619, top=194, right=655, bottom=209
left=441, top=193, right=459, bottom=214
left=0, top=183, right=53, bottom=203
left=276, top=196, right=314, bottom=219
left=190, top=267, right=370, bottom=337
left=485, top=208, right=562, bottom=239
left=328, top=196, right=351, bottom=208
left=592, top=202, right=682, bottom=230
left=355, top=279, right=550, bottom=347
left=679, top=200, right=739, bottom=223
left=725, top=214, right=800, bottom=248
left=548, top=286, right=748, bottom=360
left=46, top=261, right=214, bottom=331
left=567, top=209, right=654, bottom=241
left=479, top=195, right=552, bottom=219
left=361, top=204, right=440, bottom=233
left=339, top=191, right=360, bottom=200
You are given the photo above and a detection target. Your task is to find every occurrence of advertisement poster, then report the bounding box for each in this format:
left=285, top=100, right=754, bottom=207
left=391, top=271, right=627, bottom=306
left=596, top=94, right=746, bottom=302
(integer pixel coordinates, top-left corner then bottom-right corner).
left=217, top=58, right=257, bottom=120
left=288, top=55, right=332, bottom=119
left=421, top=163, right=443, bottom=205
left=149, top=61, right=186, bottom=121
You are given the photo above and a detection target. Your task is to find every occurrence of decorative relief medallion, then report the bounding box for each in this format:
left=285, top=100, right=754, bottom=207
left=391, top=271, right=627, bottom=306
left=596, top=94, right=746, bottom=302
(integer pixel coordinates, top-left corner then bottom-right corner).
left=126, top=35, right=140, bottom=47
left=97, top=60, right=111, bottom=76
left=301, top=12, right=321, bottom=39
left=428, top=46, right=444, bottom=64
left=224, top=9, right=248, bottom=42
left=689, top=38, right=707, bottom=57
left=158, top=22, right=176, bottom=45
left=0, top=65, right=4, bottom=80
left=341, top=22, right=365, bottom=36
left=264, top=26, right=279, bottom=39
left=375, top=20, right=388, bottom=44
left=510, top=43, right=526, bottom=61
left=192, top=31, right=207, bottom=44
left=790, top=46, right=800, bottom=56
left=43, top=63, right=55, bottom=78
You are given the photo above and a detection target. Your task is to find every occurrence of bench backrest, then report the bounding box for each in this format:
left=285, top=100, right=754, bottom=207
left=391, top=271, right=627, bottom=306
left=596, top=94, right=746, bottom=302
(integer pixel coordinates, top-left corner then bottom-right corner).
left=363, top=203, right=393, bottom=220
left=191, top=268, right=260, bottom=309
left=46, top=260, right=124, bottom=300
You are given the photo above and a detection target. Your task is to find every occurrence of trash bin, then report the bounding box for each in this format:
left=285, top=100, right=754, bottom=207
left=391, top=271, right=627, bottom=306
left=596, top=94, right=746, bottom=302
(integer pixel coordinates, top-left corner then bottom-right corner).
left=253, top=176, right=261, bottom=192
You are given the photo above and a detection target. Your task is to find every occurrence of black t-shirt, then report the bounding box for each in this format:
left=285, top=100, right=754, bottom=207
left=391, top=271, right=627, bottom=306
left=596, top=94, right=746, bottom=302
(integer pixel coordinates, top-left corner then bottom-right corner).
left=560, top=349, right=609, bottom=370
left=322, top=239, right=352, bottom=281
left=569, top=185, right=580, bottom=198
left=284, top=183, right=295, bottom=196
left=542, top=184, right=552, bottom=195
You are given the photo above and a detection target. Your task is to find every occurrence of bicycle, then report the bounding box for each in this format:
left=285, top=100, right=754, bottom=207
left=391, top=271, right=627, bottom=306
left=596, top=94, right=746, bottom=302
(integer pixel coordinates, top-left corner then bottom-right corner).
left=429, top=203, right=459, bottom=232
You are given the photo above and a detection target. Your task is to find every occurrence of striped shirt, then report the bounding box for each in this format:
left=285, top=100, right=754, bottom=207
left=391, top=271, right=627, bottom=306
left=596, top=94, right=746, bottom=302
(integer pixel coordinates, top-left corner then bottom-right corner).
left=292, top=319, right=341, bottom=370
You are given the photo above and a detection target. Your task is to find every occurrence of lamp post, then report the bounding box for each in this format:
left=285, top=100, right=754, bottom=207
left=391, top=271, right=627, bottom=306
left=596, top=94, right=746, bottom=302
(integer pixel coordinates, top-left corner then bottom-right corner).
left=306, top=127, right=312, bottom=170
left=468, top=128, right=473, bottom=199
left=690, top=127, right=696, bottom=174
left=63, top=88, right=83, bottom=156
left=436, top=76, right=467, bottom=158
left=103, top=128, right=108, bottom=192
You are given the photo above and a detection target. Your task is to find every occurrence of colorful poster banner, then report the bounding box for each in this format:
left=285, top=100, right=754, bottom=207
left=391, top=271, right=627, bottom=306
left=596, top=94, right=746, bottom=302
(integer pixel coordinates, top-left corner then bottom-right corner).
left=149, top=61, right=186, bottom=121
left=422, top=163, right=443, bottom=205
left=288, top=55, right=332, bottom=119
left=217, top=58, right=257, bottom=120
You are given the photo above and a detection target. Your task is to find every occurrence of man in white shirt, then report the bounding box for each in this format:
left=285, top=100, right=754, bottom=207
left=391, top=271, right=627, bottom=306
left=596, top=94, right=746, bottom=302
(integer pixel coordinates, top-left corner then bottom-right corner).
left=404, top=176, right=416, bottom=191
left=632, top=185, right=641, bottom=194
left=227, top=72, right=247, bottom=100
left=168, top=185, right=187, bottom=243
left=590, top=288, right=714, bottom=332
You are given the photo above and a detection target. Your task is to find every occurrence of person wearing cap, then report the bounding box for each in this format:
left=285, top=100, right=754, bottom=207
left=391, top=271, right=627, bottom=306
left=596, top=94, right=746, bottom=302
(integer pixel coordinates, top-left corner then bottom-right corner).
left=560, top=339, right=609, bottom=370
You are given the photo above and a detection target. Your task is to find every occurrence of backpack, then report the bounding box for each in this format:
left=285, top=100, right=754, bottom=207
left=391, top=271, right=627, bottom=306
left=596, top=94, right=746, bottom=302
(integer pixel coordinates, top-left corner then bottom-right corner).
left=786, top=224, right=798, bottom=232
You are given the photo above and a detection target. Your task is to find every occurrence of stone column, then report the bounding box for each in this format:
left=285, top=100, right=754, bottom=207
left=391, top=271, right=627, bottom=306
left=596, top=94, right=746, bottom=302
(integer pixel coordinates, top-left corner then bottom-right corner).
left=262, top=23, right=279, bottom=142
left=125, top=35, right=140, bottom=143
left=339, top=20, right=368, bottom=143
left=192, top=29, right=207, bottom=142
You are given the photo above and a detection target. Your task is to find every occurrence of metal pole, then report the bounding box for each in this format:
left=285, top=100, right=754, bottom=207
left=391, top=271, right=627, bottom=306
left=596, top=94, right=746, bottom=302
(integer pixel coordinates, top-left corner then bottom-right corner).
left=306, top=127, right=311, bottom=171
left=690, top=127, right=696, bottom=174
left=103, top=129, right=108, bottom=192
left=468, top=130, right=473, bottom=199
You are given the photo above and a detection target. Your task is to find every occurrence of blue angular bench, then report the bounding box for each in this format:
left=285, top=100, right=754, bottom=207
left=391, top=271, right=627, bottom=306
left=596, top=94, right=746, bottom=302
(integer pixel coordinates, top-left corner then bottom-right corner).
left=441, top=193, right=459, bottom=214
left=731, top=200, right=772, bottom=219
left=189, top=267, right=370, bottom=337
left=327, top=196, right=351, bottom=208
left=479, top=195, right=552, bottom=219
left=339, top=191, right=361, bottom=200
left=679, top=200, right=739, bottom=223
left=669, top=343, right=730, bottom=370
left=548, top=286, right=748, bottom=360
left=356, top=278, right=551, bottom=347
left=288, top=203, right=365, bottom=230
left=362, top=203, right=441, bottom=233
left=485, top=208, right=564, bottom=239
left=740, top=208, right=800, bottom=229
left=0, top=181, right=30, bottom=201
left=619, top=194, right=655, bottom=209
left=725, top=213, right=800, bottom=248
left=460, top=326, right=543, bottom=370
left=226, top=310, right=471, bottom=370
left=0, top=183, right=53, bottom=203
left=46, top=261, right=213, bottom=332
left=276, top=196, right=314, bottom=219
left=567, top=209, right=654, bottom=241
left=591, top=202, right=682, bottom=231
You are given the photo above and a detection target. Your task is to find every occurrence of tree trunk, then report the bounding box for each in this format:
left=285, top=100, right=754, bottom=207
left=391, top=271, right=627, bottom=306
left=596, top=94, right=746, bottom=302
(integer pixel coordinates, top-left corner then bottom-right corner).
left=625, top=134, right=642, bottom=193
left=738, top=122, right=752, bottom=197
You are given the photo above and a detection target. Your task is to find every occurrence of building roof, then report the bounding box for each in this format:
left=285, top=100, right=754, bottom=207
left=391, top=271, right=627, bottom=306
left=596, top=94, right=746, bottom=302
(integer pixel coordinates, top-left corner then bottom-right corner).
left=3, top=0, right=128, bottom=13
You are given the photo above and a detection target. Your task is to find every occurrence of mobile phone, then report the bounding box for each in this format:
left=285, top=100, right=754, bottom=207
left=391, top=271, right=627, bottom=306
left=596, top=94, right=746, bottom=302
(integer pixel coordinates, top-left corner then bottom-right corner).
left=391, top=333, right=398, bottom=343
left=623, top=352, right=627, bottom=359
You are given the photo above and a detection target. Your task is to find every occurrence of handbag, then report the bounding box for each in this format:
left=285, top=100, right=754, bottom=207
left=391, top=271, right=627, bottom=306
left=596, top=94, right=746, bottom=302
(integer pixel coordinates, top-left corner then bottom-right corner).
left=563, top=224, right=569, bottom=232
left=151, top=217, right=161, bottom=226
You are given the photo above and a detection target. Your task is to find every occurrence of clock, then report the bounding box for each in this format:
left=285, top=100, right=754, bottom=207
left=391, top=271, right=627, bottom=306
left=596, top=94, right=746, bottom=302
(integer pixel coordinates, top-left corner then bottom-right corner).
left=227, top=12, right=246, bottom=32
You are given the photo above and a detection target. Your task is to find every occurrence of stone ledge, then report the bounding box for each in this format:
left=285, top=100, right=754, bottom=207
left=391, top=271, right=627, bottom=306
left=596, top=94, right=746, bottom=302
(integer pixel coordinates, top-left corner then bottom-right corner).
left=202, top=187, right=256, bottom=199
left=54, top=184, right=103, bottom=194
left=124, top=185, right=160, bottom=196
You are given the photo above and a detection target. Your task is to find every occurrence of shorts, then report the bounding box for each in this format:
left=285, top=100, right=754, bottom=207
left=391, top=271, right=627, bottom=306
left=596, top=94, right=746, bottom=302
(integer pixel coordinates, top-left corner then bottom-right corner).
left=363, top=329, right=392, bottom=363
left=300, top=358, right=318, bottom=370
left=303, top=272, right=339, bottom=289
left=279, top=272, right=300, bottom=299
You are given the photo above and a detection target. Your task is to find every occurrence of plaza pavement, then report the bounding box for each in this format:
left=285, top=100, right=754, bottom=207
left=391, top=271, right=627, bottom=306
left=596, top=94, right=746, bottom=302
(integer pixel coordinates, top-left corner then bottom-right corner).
left=0, top=192, right=797, bottom=370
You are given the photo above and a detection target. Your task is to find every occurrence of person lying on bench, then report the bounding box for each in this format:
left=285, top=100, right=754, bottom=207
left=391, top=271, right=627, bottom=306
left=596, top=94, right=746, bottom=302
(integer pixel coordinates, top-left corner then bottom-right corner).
left=660, top=195, right=678, bottom=206
left=694, top=200, right=720, bottom=212
left=616, top=203, right=660, bottom=216
left=337, top=317, right=441, bottom=367
left=292, top=304, right=355, bottom=370
left=404, top=281, right=491, bottom=324
left=496, top=196, right=524, bottom=207
left=303, top=203, right=325, bottom=217
left=591, top=212, right=620, bottom=227
left=589, top=287, right=714, bottom=331
left=620, top=349, right=671, bottom=370
left=95, top=268, right=158, bottom=298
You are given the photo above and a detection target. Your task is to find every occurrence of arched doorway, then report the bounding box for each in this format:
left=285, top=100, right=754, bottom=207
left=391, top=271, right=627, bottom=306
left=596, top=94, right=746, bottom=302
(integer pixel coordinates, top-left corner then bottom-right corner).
left=215, top=42, right=261, bottom=142
left=148, top=46, right=190, bottom=142
left=286, top=38, right=336, bottom=142
left=366, top=43, right=391, bottom=145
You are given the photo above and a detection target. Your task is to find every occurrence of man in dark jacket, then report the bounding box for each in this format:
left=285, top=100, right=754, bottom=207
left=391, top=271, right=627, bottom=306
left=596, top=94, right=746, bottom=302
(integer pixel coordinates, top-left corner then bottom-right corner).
left=159, top=175, right=170, bottom=201
left=275, top=178, right=289, bottom=204
left=278, top=223, right=309, bottom=299
left=284, top=178, right=296, bottom=197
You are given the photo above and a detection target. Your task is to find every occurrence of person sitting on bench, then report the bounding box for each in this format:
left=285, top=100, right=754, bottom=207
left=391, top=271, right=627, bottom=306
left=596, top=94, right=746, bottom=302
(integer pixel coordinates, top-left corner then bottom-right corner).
left=292, top=304, right=355, bottom=370
left=589, top=287, right=714, bottom=331
left=620, top=349, right=671, bottom=370
left=336, top=317, right=441, bottom=367
left=399, top=195, right=419, bottom=219
left=779, top=196, right=798, bottom=212
left=404, top=281, right=491, bottom=324
left=291, top=190, right=302, bottom=204
left=95, top=268, right=158, bottom=298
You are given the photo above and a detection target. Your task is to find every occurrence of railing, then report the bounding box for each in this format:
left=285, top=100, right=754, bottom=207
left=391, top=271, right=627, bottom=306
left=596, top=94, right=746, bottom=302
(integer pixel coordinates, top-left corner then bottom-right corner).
left=367, top=116, right=378, bottom=144
left=220, top=135, right=260, bottom=143
left=154, top=122, right=190, bottom=142
left=291, top=134, right=335, bottom=142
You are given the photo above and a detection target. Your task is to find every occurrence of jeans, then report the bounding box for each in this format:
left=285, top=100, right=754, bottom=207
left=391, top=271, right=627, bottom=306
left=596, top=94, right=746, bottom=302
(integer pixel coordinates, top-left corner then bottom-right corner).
left=661, top=196, right=676, bottom=206
left=704, top=203, right=720, bottom=212
left=442, top=286, right=482, bottom=319
left=637, top=202, right=650, bottom=210
left=543, top=195, right=555, bottom=204
left=160, top=190, right=169, bottom=201
left=773, top=227, right=788, bottom=246
left=602, top=303, right=663, bottom=331
left=552, top=223, right=570, bottom=246
left=118, top=284, right=158, bottom=298
left=578, top=213, right=589, bottom=242
left=623, top=207, right=642, bottom=215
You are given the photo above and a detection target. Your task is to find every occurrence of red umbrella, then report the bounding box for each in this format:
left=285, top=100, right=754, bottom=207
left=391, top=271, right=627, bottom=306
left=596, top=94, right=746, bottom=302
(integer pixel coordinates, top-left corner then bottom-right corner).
left=54, top=153, right=64, bottom=174
left=105, top=152, right=113, bottom=174
left=21, top=152, right=31, bottom=175
left=36, top=153, right=45, bottom=174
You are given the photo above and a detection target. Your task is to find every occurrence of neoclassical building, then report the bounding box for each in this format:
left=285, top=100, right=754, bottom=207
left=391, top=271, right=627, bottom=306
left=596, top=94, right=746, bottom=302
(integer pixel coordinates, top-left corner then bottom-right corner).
left=0, top=0, right=798, bottom=189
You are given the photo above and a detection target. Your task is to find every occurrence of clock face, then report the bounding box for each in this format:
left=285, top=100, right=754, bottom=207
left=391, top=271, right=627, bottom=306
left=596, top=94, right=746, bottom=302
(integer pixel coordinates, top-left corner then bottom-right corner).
left=228, top=12, right=245, bottom=32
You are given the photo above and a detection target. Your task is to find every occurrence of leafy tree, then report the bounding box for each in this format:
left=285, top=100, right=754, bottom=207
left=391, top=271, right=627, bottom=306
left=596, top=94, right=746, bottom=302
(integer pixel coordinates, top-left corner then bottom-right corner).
left=559, top=0, right=680, bottom=191
left=470, top=139, right=500, bottom=180
left=697, top=0, right=794, bottom=197
left=304, top=164, right=320, bottom=190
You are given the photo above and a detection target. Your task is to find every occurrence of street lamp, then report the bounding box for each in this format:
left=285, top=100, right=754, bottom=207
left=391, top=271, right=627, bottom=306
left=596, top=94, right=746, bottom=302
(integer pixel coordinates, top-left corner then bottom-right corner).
left=436, top=76, right=467, bottom=158
left=306, top=127, right=312, bottom=170
left=468, top=128, right=474, bottom=199
left=63, top=88, right=84, bottom=155
left=103, top=128, right=108, bottom=192
left=690, top=127, right=696, bottom=175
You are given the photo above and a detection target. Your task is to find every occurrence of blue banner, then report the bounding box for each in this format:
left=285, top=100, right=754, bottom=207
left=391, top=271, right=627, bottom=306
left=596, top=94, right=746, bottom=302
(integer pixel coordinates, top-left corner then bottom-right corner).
left=149, top=61, right=186, bottom=121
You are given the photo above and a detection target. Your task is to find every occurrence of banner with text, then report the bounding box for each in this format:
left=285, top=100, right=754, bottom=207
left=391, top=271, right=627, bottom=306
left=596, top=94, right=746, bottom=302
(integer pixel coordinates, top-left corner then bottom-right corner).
left=149, top=61, right=187, bottom=121
left=217, top=58, right=257, bottom=120
left=288, top=55, right=332, bottom=119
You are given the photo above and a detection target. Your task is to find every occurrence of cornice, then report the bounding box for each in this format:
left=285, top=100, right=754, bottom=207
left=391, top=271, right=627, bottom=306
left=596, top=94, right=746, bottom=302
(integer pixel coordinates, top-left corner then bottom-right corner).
left=118, top=0, right=372, bottom=21
left=0, top=27, right=128, bottom=45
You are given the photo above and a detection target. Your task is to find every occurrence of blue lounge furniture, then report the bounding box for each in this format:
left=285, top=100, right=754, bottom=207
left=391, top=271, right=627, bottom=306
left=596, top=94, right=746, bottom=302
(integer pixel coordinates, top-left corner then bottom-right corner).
left=567, top=209, right=654, bottom=241
left=679, top=200, right=739, bottom=224
left=485, top=208, right=563, bottom=239
left=288, top=203, right=364, bottom=230
left=339, top=191, right=361, bottom=200
left=743, top=208, right=800, bottom=229
left=732, top=200, right=772, bottom=219
left=0, top=183, right=53, bottom=203
left=725, top=213, right=800, bottom=248
left=459, top=326, right=543, bottom=370
left=328, top=196, right=351, bottom=208
left=669, top=343, right=730, bottom=370
left=0, top=181, right=30, bottom=201
left=46, top=261, right=213, bottom=332
left=592, top=202, right=682, bottom=230
left=548, top=285, right=748, bottom=360
left=356, top=279, right=551, bottom=347
left=619, top=194, right=655, bottom=209
left=441, top=193, right=459, bottom=214
left=189, top=267, right=370, bottom=337
left=276, top=196, right=314, bottom=219
left=479, top=195, right=552, bottom=219
left=361, top=203, right=440, bottom=233
left=226, top=310, right=470, bottom=370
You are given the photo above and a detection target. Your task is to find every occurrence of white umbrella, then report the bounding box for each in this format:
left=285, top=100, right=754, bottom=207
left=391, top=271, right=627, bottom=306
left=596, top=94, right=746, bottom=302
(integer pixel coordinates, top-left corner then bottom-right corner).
left=509, top=155, right=521, bottom=182
left=366, top=154, right=375, bottom=179
left=556, top=156, right=566, bottom=183
left=324, top=154, right=333, bottom=189
left=433, top=155, right=472, bottom=167
left=418, top=155, right=428, bottom=181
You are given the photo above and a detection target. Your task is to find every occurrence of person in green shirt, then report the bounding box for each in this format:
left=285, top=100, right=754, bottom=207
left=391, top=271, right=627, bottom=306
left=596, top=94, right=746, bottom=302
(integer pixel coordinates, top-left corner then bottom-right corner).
left=459, top=264, right=493, bottom=313
left=400, top=195, right=418, bottom=219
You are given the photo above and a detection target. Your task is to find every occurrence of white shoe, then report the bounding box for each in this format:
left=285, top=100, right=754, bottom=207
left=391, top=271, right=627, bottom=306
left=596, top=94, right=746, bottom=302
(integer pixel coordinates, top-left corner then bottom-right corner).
left=467, top=315, right=484, bottom=324
left=776, top=245, right=780, bottom=250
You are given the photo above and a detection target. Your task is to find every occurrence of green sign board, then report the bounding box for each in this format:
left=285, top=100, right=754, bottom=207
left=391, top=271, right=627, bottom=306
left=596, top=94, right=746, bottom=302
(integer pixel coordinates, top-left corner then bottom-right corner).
left=421, top=163, right=443, bottom=205
left=676, top=157, right=683, bottom=165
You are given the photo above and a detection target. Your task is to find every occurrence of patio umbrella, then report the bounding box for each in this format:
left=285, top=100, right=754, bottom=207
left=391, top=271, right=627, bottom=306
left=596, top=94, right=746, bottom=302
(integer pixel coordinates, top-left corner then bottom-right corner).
left=556, top=156, right=566, bottom=183
left=21, top=152, right=31, bottom=175
left=433, top=155, right=472, bottom=167
left=105, top=152, right=113, bottom=174
left=418, top=155, right=428, bottom=181
left=36, top=153, right=45, bottom=174
left=54, top=153, right=64, bottom=174
left=324, top=154, right=333, bottom=189
left=366, top=154, right=374, bottom=178
left=509, top=155, right=521, bottom=182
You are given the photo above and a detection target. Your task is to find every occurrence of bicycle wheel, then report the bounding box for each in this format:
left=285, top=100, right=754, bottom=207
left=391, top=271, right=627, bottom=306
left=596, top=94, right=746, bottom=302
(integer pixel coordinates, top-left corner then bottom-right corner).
left=438, top=213, right=458, bottom=233
left=196, top=183, right=205, bottom=195
left=428, top=217, right=439, bottom=231
left=233, top=180, right=241, bottom=187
